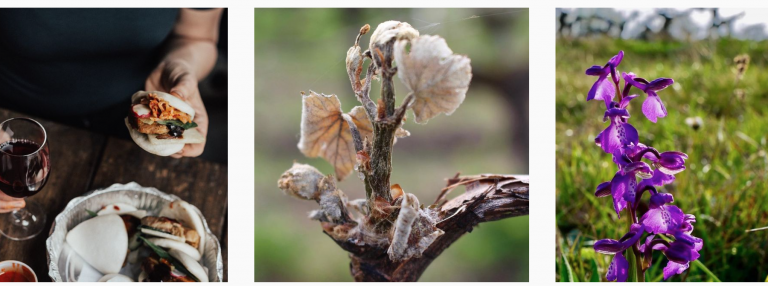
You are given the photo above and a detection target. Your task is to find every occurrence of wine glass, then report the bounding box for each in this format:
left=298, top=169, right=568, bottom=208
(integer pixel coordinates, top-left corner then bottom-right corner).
left=0, top=118, right=50, bottom=240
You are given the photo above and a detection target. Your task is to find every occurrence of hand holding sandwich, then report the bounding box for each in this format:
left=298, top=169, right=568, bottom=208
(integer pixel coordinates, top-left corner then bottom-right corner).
left=145, top=60, right=209, bottom=158
left=144, top=8, right=222, bottom=158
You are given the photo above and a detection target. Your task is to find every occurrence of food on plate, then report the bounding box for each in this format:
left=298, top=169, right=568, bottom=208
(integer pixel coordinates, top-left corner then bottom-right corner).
left=65, top=199, right=210, bottom=282
left=125, top=91, right=205, bottom=156
left=138, top=249, right=208, bottom=282
left=98, top=274, right=134, bottom=282
left=97, top=203, right=148, bottom=218
left=65, top=214, right=128, bottom=275
left=159, top=200, right=206, bottom=254
left=139, top=216, right=200, bottom=249
left=145, top=238, right=201, bottom=261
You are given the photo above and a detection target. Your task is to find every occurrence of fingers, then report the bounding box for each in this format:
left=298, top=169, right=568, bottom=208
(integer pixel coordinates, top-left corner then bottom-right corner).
left=169, top=142, right=205, bottom=159
left=181, top=143, right=205, bottom=157
left=169, top=78, right=197, bottom=101
left=0, top=199, right=25, bottom=213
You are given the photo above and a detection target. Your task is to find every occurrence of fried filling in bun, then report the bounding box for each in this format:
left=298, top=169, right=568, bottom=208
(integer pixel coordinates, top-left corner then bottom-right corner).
left=130, top=93, right=196, bottom=138
left=141, top=216, right=200, bottom=249
left=142, top=93, right=192, bottom=124
left=141, top=254, right=196, bottom=282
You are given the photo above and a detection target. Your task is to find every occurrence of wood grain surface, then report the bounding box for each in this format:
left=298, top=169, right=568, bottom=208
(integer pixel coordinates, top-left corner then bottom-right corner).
left=0, top=108, right=228, bottom=281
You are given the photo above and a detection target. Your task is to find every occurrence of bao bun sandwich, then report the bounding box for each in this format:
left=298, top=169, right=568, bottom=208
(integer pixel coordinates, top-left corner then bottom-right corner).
left=125, top=91, right=205, bottom=156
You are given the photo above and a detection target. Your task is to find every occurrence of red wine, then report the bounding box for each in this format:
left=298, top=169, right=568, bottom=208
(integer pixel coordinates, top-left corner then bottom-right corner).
left=0, top=140, right=50, bottom=198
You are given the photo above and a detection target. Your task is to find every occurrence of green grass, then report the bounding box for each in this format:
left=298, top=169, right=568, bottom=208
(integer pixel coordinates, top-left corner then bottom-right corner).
left=556, top=38, right=768, bottom=282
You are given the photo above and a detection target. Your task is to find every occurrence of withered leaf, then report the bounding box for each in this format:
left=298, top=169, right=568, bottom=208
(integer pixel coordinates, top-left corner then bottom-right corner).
left=394, top=35, right=472, bottom=124
left=298, top=91, right=372, bottom=180
left=369, top=21, right=419, bottom=52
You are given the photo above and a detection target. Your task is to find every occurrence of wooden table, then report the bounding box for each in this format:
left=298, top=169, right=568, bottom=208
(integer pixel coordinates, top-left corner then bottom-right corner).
left=0, top=108, right=228, bottom=281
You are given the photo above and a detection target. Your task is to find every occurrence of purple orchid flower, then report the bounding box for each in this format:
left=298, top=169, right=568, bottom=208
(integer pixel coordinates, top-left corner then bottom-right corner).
left=623, top=72, right=674, bottom=123
left=637, top=193, right=703, bottom=280
left=584, top=51, right=699, bottom=281
left=594, top=223, right=644, bottom=282
left=623, top=144, right=685, bottom=187
left=655, top=151, right=688, bottom=175
left=607, top=252, right=629, bottom=282
left=640, top=192, right=685, bottom=234
left=639, top=231, right=703, bottom=280
left=586, top=51, right=624, bottom=106
left=609, top=158, right=652, bottom=216
left=596, top=108, right=639, bottom=154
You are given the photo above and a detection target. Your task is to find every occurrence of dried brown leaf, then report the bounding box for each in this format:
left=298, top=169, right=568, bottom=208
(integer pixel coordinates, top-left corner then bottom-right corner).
left=369, top=21, right=419, bottom=51
left=394, top=35, right=472, bottom=124
left=298, top=91, right=372, bottom=180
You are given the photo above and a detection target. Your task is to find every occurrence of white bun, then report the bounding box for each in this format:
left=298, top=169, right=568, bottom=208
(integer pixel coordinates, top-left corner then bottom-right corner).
left=131, top=90, right=195, bottom=120
left=98, top=273, right=134, bottom=282
left=169, top=249, right=209, bottom=282
left=65, top=214, right=128, bottom=274
left=97, top=203, right=147, bottom=218
left=159, top=200, right=206, bottom=255
left=139, top=228, right=185, bottom=242
left=137, top=271, right=148, bottom=282
left=147, top=238, right=201, bottom=261
left=125, top=117, right=184, bottom=156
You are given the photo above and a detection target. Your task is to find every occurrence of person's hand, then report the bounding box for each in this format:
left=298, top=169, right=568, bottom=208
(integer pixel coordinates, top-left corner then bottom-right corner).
left=145, top=59, right=209, bottom=158
left=0, top=192, right=24, bottom=213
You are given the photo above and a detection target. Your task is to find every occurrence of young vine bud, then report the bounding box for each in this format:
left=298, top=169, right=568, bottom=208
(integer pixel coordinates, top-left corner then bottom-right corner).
left=277, top=162, right=325, bottom=200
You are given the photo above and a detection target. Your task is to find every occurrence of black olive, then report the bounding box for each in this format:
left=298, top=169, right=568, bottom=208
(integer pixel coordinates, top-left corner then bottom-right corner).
left=166, top=124, right=184, bottom=137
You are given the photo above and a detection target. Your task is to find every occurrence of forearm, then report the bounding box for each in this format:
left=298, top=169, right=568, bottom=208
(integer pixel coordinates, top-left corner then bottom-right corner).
left=163, top=8, right=223, bottom=81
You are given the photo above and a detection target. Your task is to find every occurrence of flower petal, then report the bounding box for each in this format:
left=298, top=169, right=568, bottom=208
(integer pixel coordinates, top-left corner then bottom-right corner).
left=619, top=94, right=638, bottom=109
left=612, top=150, right=632, bottom=168
left=646, top=78, right=674, bottom=91
left=623, top=72, right=647, bottom=91
left=594, top=239, right=624, bottom=254
left=610, top=171, right=633, bottom=216
left=640, top=204, right=684, bottom=234
left=673, top=232, right=703, bottom=253
left=647, top=169, right=676, bottom=186
left=663, top=240, right=697, bottom=264
left=607, top=252, right=629, bottom=282
left=603, top=107, right=630, bottom=121
left=621, top=72, right=636, bottom=97
left=638, top=234, right=656, bottom=253
left=588, top=75, right=616, bottom=104
left=658, top=151, right=688, bottom=175
left=623, top=161, right=653, bottom=177
left=642, top=91, right=668, bottom=123
left=595, top=181, right=612, bottom=197
left=679, top=214, right=696, bottom=233
left=620, top=223, right=645, bottom=248
left=600, top=119, right=639, bottom=154
left=663, top=261, right=689, bottom=280
left=649, top=192, right=674, bottom=209
left=586, top=65, right=608, bottom=76
left=608, top=51, right=624, bottom=68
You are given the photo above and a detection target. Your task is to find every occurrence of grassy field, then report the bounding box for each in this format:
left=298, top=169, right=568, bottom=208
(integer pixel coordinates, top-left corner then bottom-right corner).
left=556, top=38, right=768, bottom=282
left=255, top=8, right=529, bottom=281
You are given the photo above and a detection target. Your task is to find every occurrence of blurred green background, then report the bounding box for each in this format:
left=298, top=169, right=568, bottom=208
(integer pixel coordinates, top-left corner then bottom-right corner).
left=556, top=38, right=768, bottom=282
left=254, top=8, right=529, bottom=282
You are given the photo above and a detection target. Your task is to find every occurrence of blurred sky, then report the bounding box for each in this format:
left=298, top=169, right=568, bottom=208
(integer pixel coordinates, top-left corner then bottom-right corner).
left=558, top=8, right=768, bottom=40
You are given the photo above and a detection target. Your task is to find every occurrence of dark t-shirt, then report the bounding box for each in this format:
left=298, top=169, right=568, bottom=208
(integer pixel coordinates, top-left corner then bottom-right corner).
left=0, top=8, right=178, bottom=118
